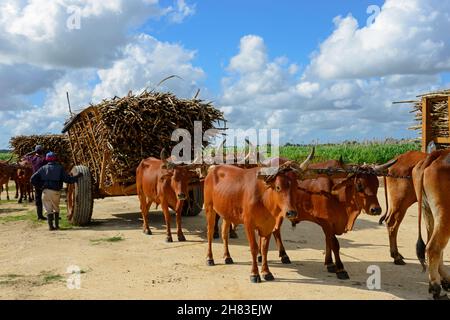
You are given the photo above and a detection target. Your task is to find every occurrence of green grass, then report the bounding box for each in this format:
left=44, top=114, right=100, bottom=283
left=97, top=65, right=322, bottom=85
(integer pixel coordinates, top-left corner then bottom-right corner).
left=90, top=235, right=125, bottom=244
left=0, top=271, right=63, bottom=287
left=279, top=140, right=421, bottom=164
left=0, top=152, right=15, bottom=161
left=0, top=204, right=73, bottom=230
left=40, top=272, right=64, bottom=284
left=218, top=139, right=420, bottom=165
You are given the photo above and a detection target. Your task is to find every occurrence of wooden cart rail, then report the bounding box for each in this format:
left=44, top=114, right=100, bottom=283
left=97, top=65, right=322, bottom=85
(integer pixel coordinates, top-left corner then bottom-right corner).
left=422, top=96, right=450, bottom=152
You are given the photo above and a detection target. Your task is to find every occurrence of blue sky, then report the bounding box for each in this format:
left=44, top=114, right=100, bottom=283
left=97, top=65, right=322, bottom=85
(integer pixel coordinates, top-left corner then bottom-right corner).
left=0, top=0, right=449, bottom=148
left=148, top=0, right=384, bottom=94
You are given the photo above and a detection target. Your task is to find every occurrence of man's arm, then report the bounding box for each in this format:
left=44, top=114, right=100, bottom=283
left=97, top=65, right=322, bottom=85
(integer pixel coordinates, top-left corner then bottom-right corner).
left=61, top=170, right=82, bottom=184
left=31, top=169, right=42, bottom=187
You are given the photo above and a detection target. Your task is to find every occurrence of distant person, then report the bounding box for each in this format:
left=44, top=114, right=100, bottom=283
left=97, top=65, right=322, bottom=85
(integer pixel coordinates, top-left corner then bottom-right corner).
left=31, top=152, right=83, bottom=231
left=23, top=145, right=47, bottom=220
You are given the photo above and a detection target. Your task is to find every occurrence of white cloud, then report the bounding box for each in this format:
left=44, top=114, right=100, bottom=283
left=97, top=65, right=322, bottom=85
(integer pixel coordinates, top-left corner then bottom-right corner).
left=296, top=82, right=320, bottom=98
left=0, top=0, right=163, bottom=68
left=305, top=0, right=450, bottom=80
left=0, top=0, right=204, bottom=148
left=220, top=33, right=445, bottom=144
left=93, top=34, right=205, bottom=101
left=0, top=34, right=206, bottom=147
left=167, top=0, right=196, bottom=24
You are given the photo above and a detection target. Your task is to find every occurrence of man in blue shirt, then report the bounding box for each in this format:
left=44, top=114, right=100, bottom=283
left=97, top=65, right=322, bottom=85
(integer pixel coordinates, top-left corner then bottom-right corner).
left=31, top=152, right=83, bottom=231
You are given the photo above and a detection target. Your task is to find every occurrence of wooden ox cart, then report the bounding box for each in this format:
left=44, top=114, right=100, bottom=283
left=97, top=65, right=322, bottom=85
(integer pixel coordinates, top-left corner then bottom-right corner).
left=58, top=91, right=225, bottom=226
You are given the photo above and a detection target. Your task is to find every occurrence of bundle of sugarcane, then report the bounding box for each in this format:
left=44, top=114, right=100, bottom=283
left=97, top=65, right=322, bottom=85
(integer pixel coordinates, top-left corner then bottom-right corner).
left=9, top=135, right=72, bottom=167
left=402, top=90, right=450, bottom=139
left=63, top=90, right=225, bottom=186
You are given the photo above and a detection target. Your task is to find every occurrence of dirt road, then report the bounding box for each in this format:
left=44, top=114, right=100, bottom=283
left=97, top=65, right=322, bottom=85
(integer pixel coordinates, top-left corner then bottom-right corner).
left=0, top=184, right=447, bottom=300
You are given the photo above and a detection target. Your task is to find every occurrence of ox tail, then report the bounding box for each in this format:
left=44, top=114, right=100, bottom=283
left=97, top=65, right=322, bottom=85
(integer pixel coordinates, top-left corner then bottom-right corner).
left=136, top=162, right=144, bottom=199
left=414, top=168, right=427, bottom=272
left=379, top=176, right=389, bottom=225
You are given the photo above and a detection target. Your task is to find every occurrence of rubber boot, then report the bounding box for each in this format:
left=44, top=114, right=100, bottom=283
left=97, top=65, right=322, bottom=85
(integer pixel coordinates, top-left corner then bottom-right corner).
left=54, top=213, right=60, bottom=230
left=37, top=206, right=46, bottom=221
left=47, top=213, right=56, bottom=231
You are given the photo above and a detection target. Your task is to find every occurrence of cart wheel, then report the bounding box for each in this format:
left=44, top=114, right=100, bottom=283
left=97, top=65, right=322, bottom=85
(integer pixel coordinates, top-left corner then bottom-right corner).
left=182, top=185, right=204, bottom=217
left=68, top=166, right=93, bottom=226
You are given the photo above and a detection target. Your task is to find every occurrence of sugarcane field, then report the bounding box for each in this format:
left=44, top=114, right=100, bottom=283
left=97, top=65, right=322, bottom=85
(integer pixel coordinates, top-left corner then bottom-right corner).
left=1, top=1, right=450, bottom=310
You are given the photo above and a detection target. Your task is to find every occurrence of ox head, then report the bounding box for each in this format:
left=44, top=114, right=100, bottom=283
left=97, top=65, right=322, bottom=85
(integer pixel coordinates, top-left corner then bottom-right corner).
left=257, top=148, right=315, bottom=221
left=160, top=149, right=201, bottom=201
left=331, top=159, right=397, bottom=216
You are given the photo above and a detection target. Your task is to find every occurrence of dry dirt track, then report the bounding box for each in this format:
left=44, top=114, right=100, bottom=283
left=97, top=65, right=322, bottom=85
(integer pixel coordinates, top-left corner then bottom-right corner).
left=0, top=184, right=448, bottom=300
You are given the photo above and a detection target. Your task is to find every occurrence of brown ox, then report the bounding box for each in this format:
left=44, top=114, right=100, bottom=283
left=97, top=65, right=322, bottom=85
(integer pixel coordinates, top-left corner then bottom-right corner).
left=204, top=150, right=313, bottom=283
left=378, top=151, right=427, bottom=265
left=0, top=158, right=18, bottom=201
left=413, top=149, right=450, bottom=300
left=16, top=160, right=34, bottom=203
left=260, top=157, right=395, bottom=279
left=136, top=151, right=199, bottom=242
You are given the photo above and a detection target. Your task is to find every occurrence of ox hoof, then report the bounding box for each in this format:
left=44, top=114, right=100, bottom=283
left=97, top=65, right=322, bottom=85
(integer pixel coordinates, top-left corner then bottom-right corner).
left=166, top=237, right=173, bottom=243
left=250, top=275, right=261, bottom=283
left=336, top=271, right=350, bottom=280
left=327, top=264, right=337, bottom=273
left=441, top=280, right=450, bottom=292
left=230, top=230, right=238, bottom=239
left=225, top=257, right=234, bottom=265
left=143, top=229, right=152, bottom=235
left=263, top=273, right=275, bottom=281
left=429, top=283, right=447, bottom=300
left=257, top=255, right=262, bottom=263
left=207, top=259, right=215, bottom=266
left=178, top=235, right=186, bottom=242
left=281, top=255, right=291, bottom=265
left=213, top=232, right=219, bottom=239
left=394, top=258, right=406, bottom=266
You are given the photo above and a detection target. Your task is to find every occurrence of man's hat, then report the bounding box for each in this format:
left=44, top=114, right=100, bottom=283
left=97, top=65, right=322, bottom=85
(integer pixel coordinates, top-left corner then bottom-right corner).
left=45, top=152, right=57, bottom=162
left=34, top=145, right=43, bottom=152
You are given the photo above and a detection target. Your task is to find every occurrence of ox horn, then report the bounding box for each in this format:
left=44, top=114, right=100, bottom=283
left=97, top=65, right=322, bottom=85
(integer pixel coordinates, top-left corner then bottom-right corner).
left=299, top=147, right=315, bottom=171
left=372, top=159, right=397, bottom=173
left=244, top=138, right=267, bottom=165
left=216, top=139, right=226, bottom=162
left=244, top=138, right=257, bottom=164
left=160, top=148, right=169, bottom=164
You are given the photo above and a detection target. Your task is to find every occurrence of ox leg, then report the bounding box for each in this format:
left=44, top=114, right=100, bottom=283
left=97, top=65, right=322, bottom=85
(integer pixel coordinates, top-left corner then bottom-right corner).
left=273, top=227, right=291, bottom=264
left=205, top=206, right=216, bottom=266
left=229, top=224, right=238, bottom=239
left=323, top=229, right=336, bottom=273
left=261, top=234, right=275, bottom=281
left=213, top=214, right=220, bottom=239
left=161, top=201, right=173, bottom=243
left=14, top=181, right=18, bottom=199
left=175, top=201, right=186, bottom=242
left=386, top=207, right=408, bottom=265
left=140, top=198, right=152, bottom=235
left=18, top=184, right=23, bottom=204
left=427, top=224, right=449, bottom=300
left=330, top=235, right=349, bottom=280
left=28, top=186, right=33, bottom=203
left=245, top=225, right=261, bottom=283
left=215, top=215, right=238, bottom=240
left=439, top=251, right=450, bottom=292
left=6, top=183, right=9, bottom=201
left=257, top=236, right=263, bottom=263
left=222, top=219, right=233, bottom=264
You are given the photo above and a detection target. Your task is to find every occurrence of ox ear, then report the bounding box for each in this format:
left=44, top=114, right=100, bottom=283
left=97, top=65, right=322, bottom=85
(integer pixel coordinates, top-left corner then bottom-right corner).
left=331, top=176, right=354, bottom=194
left=159, top=171, right=173, bottom=181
